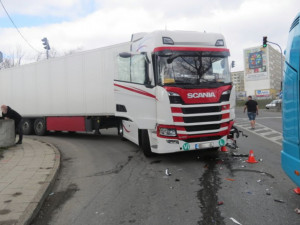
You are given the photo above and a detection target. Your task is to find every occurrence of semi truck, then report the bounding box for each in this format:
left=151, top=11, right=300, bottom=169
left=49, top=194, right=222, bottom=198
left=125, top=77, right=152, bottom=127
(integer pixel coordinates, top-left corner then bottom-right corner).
left=281, top=12, right=300, bottom=187
left=0, top=30, right=236, bottom=156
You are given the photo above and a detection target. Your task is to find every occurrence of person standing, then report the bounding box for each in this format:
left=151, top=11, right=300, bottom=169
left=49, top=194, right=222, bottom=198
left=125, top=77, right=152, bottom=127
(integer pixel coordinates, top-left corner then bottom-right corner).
left=1, top=105, right=23, bottom=144
left=244, top=96, right=259, bottom=130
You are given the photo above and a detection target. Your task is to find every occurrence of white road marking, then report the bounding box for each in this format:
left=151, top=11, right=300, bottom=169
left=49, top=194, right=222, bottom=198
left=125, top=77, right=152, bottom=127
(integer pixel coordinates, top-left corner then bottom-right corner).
left=236, top=117, right=282, bottom=120
left=235, top=121, right=282, bottom=146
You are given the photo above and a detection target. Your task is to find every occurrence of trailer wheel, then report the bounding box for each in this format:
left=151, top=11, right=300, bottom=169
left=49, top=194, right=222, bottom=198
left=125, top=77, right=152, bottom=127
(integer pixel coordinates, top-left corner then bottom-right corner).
left=141, top=130, right=154, bottom=157
left=34, top=118, right=47, bottom=136
left=118, top=121, right=126, bottom=141
left=22, top=119, right=34, bottom=135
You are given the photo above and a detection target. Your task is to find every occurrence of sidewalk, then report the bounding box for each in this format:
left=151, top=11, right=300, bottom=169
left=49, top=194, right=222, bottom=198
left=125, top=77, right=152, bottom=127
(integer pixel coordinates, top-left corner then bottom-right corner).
left=0, top=138, right=60, bottom=225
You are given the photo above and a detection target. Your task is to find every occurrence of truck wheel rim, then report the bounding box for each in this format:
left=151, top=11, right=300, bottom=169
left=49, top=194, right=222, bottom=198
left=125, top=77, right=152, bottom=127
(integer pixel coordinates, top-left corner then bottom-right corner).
left=37, top=122, right=43, bottom=131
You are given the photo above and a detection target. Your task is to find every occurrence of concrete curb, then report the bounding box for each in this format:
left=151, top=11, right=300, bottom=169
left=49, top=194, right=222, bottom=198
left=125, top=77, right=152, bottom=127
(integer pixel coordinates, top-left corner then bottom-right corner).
left=17, top=139, right=61, bottom=225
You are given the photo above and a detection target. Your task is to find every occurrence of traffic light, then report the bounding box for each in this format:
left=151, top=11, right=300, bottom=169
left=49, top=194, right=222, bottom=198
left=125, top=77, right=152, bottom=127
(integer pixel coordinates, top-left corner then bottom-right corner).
left=41, top=37, right=50, bottom=50
left=263, top=36, right=267, bottom=48
left=231, top=61, right=235, bottom=68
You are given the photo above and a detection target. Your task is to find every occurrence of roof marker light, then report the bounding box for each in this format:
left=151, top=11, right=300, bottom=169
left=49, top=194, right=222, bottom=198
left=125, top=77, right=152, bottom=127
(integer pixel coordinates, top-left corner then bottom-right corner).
left=162, top=37, right=174, bottom=45
left=215, top=39, right=224, bottom=46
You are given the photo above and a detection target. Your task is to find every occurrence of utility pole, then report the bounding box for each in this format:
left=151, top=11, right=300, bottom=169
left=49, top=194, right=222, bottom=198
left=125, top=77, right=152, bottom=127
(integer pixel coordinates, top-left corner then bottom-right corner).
left=41, top=37, right=50, bottom=59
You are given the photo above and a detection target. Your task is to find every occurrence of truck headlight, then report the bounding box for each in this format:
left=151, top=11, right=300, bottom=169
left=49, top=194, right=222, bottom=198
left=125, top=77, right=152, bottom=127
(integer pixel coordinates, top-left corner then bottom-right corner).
left=168, top=91, right=180, bottom=96
left=159, top=127, right=177, bottom=137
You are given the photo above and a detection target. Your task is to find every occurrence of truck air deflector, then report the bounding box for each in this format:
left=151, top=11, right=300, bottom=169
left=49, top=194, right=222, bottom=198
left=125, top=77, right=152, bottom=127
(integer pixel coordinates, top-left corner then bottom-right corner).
left=154, top=47, right=230, bottom=53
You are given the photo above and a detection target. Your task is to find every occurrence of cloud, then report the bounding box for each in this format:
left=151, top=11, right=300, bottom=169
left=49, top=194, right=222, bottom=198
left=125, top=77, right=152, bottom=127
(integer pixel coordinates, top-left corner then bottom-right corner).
left=0, top=0, right=299, bottom=70
left=95, top=0, right=246, bottom=18
left=0, top=0, right=94, bottom=19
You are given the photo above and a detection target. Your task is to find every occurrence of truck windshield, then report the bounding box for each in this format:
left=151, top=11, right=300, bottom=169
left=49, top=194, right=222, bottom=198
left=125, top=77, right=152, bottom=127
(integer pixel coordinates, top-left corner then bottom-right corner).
left=157, top=51, right=231, bottom=86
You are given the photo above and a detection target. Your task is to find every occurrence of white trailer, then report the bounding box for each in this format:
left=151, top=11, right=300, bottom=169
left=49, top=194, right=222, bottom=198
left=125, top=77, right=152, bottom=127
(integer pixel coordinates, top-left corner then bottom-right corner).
left=0, top=30, right=236, bottom=156
left=0, top=42, right=130, bottom=116
left=0, top=42, right=130, bottom=135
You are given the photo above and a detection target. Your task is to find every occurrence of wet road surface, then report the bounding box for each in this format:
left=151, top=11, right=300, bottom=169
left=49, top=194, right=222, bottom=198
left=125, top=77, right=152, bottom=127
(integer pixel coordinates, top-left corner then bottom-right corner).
left=30, top=115, right=299, bottom=225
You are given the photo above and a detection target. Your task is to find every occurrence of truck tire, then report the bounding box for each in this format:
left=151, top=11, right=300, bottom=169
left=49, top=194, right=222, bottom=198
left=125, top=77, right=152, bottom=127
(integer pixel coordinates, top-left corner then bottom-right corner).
left=118, top=121, right=126, bottom=141
left=34, top=118, right=47, bottom=136
left=22, top=119, right=34, bottom=135
left=141, top=130, right=154, bottom=157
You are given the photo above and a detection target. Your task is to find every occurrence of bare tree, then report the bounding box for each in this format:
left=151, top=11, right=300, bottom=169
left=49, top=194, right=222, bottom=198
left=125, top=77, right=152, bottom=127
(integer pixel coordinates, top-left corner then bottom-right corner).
left=64, top=47, right=83, bottom=56
left=0, top=58, right=14, bottom=69
left=48, top=48, right=57, bottom=58
left=14, top=46, right=25, bottom=66
left=35, top=52, right=43, bottom=62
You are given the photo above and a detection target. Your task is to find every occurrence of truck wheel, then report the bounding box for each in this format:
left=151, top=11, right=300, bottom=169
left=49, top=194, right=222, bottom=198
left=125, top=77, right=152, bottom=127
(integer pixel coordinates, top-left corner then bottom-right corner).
left=141, top=130, right=154, bottom=157
left=118, top=121, right=126, bottom=141
left=22, top=119, right=34, bottom=135
left=34, top=118, right=47, bottom=136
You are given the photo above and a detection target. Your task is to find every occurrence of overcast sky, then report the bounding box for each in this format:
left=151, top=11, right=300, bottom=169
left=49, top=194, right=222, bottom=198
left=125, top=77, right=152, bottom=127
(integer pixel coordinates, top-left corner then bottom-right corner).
left=0, top=0, right=299, bottom=71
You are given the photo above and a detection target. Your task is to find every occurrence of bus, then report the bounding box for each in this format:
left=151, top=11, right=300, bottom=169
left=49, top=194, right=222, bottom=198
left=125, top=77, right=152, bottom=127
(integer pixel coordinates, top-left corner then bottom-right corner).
left=281, top=12, right=300, bottom=188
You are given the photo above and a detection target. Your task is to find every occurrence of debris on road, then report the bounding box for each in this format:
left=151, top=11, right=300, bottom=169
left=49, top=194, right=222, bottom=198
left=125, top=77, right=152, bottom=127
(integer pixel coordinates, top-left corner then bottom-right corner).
left=274, top=199, right=285, bottom=203
left=217, top=201, right=224, bottom=206
left=229, top=217, right=242, bottom=225
left=165, top=168, right=171, bottom=176
left=295, top=208, right=300, bottom=214
left=257, top=179, right=261, bottom=183
left=259, top=158, right=263, bottom=162
left=231, top=153, right=249, bottom=157
left=150, top=160, right=162, bottom=164
left=225, top=178, right=236, bottom=181
left=175, top=178, right=180, bottom=182
left=49, top=192, right=54, bottom=196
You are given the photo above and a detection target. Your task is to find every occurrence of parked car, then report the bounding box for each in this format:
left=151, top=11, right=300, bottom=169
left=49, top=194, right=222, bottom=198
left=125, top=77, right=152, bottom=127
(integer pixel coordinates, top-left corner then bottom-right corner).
left=265, top=99, right=282, bottom=109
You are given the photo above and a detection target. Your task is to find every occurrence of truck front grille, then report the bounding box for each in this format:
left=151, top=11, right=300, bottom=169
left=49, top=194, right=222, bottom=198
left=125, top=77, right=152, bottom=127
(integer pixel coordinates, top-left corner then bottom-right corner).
left=170, top=102, right=231, bottom=140
left=182, top=106, right=221, bottom=114
left=185, top=124, right=220, bottom=132
left=183, top=115, right=222, bottom=123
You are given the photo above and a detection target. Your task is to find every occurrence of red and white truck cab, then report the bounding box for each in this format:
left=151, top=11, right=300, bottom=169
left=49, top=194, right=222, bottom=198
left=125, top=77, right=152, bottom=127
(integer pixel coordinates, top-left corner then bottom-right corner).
left=114, top=30, right=235, bottom=156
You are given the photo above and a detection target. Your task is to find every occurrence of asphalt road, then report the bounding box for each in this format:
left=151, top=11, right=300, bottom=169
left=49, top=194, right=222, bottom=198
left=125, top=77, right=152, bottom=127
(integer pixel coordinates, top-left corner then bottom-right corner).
left=235, top=107, right=282, bottom=132
left=31, top=109, right=300, bottom=225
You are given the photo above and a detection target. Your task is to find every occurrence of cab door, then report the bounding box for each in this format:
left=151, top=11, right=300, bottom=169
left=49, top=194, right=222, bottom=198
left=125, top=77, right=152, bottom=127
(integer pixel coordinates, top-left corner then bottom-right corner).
left=114, top=54, right=157, bottom=129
